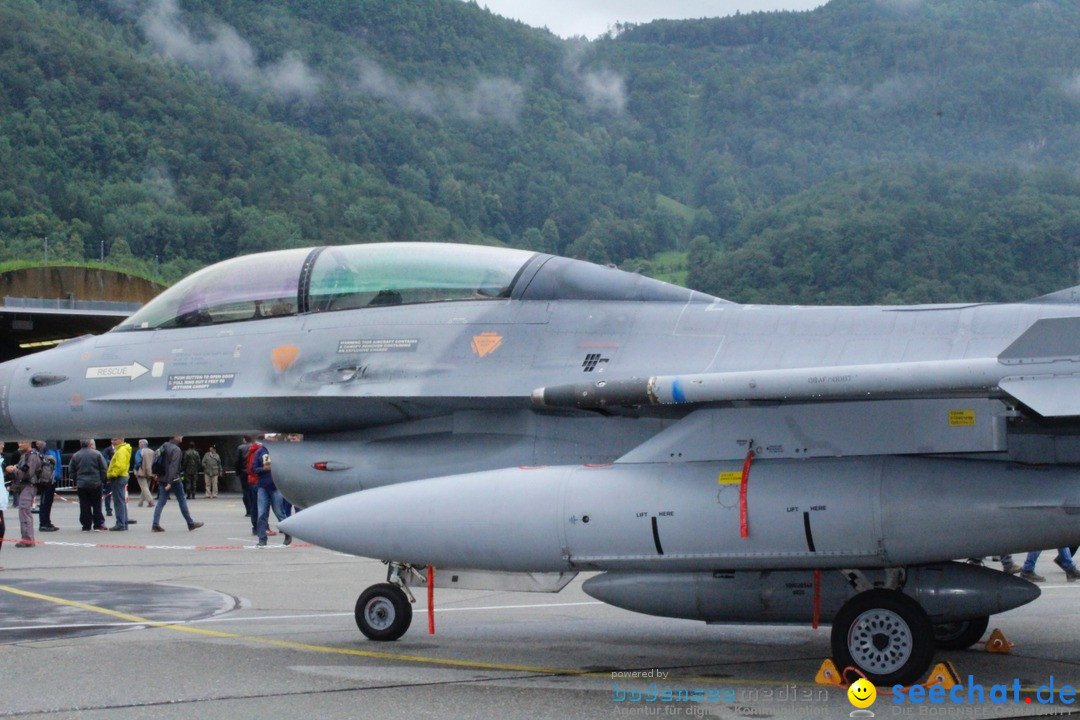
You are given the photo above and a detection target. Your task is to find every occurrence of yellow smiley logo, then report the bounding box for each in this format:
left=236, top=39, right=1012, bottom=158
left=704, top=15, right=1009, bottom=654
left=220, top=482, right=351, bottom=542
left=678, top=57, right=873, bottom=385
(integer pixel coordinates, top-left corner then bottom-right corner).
left=848, top=678, right=877, bottom=709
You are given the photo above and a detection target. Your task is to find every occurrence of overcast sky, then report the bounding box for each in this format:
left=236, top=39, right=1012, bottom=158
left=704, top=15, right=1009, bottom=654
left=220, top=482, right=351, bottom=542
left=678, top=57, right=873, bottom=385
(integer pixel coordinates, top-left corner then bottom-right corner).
left=473, top=1, right=827, bottom=39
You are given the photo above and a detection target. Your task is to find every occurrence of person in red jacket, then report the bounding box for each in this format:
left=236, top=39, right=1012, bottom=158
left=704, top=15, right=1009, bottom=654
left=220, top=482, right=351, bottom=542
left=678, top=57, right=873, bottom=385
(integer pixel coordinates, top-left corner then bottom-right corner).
left=249, top=435, right=290, bottom=547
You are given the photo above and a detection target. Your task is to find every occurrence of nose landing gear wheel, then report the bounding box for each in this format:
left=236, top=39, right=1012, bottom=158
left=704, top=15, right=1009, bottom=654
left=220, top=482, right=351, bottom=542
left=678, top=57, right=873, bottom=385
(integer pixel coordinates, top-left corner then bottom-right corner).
left=831, top=589, right=934, bottom=687
left=355, top=582, right=413, bottom=641
left=933, top=615, right=989, bottom=650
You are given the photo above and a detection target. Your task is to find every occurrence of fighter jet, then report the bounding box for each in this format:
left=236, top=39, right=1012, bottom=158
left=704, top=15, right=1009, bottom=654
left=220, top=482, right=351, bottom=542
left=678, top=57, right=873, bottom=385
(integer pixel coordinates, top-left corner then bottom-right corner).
left=3, top=241, right=1080, bottom=686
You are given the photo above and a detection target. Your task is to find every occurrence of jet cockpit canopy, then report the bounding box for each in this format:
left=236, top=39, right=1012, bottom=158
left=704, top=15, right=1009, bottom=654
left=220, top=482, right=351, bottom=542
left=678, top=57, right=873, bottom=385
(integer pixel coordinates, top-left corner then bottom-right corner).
left=114, top=242, right=718, bottom=332
left=114, top=243, right=536, bottom=331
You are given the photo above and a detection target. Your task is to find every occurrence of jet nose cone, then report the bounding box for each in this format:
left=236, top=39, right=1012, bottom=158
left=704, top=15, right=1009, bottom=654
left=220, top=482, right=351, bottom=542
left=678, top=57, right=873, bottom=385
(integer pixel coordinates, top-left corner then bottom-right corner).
left=278, top=495, right=368, bottom=554
left=277, top=506, right=326, bottom=546
left=278, top=467, right=570, bottom=571
left=1007, top=572, right=1042, bottom=607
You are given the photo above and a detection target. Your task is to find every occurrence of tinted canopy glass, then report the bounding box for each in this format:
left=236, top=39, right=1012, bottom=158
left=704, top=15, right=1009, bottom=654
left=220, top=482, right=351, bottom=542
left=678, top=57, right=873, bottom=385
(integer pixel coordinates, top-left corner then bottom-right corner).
left=308, top=243, right=533, bottom=311
left=116, top=248, right=310, bottom=330
left=115, top=243, right=536, bottom=331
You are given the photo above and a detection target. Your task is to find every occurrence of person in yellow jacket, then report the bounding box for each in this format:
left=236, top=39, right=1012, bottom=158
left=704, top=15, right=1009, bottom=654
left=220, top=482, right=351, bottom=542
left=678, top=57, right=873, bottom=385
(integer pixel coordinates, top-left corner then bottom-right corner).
left=107, top=438, right=132, bottom=531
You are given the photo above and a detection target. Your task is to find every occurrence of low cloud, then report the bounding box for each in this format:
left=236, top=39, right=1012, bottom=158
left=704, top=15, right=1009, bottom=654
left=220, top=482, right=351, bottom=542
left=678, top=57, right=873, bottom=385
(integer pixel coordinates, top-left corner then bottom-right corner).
left=564, top=42, right=626, bottom=115
left=139, top=0, right=320, bottom=99
left=877, top=0, right=925, bottom=10
left=580, top=67, right=627, bottom=114
left=142, top=165, right=177, bottom=205
left=867, top=75, right=929, bottom=106
left=354, top=59, right=523, bottom=124
left=799, top=83, right=860, bottom=107
left=1064, top=73, right=1080, bottom=100
left=800, top=75, right=927, bottom=109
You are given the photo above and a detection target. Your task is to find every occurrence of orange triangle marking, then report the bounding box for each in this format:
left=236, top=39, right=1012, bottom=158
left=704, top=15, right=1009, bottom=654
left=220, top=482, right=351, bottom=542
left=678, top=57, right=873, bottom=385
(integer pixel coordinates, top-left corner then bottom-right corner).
left=471, top=332, right=503, bottom=357
left=272, top=345, right=300, bottom=372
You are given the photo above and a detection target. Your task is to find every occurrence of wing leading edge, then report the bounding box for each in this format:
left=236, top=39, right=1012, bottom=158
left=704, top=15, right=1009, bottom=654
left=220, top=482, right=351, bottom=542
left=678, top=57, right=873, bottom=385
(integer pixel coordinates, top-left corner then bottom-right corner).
left=533, top=317, right=1080, bottom=418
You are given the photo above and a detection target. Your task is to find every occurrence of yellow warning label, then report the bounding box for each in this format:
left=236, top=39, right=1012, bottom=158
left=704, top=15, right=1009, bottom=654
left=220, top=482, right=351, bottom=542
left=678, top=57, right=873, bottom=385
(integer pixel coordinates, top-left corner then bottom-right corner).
left=949, top=409, right=975, bottom=427
left=470, top=332, right=503, bottom=358
left=718, top=472, right=743, bottom=485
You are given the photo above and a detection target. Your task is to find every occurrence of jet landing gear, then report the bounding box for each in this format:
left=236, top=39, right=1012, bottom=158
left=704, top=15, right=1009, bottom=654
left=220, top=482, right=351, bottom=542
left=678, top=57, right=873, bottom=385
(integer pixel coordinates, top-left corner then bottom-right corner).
left=932, top=616, right=989, bottom=650
left=354, top=562, right=421, bottom=641
left=830, top=589, right=935, bottom=687
left=355, top=584, right=412, bottom=640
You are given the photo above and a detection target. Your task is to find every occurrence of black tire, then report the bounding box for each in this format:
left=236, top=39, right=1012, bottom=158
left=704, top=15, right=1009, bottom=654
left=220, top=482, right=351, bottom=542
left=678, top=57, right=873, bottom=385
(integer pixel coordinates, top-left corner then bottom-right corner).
left=933, top=616, right=989, bottom=650
left=831, top=589, right=935, bottom=687
left=355, top=583, right=413, bottom=641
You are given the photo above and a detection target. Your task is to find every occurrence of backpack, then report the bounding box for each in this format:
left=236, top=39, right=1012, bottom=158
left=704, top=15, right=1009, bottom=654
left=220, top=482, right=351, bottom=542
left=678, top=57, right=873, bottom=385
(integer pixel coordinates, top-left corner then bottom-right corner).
left=34, top=451, right=56, bottom=490
left=151, top=447, right=167, bottom=476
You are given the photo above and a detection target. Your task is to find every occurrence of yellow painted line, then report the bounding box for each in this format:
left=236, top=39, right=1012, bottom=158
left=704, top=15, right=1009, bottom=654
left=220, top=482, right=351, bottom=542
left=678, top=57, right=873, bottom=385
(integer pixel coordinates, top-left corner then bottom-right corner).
left=0, top=584, right=585, bottom=675
left=0, top=584, right=238, bottom=639
left=0, top=583, right=824, bottom=687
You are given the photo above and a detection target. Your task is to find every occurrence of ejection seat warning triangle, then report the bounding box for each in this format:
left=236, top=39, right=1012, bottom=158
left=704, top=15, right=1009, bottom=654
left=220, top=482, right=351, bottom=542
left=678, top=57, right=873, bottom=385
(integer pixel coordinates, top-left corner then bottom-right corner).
left=471, top=332, right=503, bottom=357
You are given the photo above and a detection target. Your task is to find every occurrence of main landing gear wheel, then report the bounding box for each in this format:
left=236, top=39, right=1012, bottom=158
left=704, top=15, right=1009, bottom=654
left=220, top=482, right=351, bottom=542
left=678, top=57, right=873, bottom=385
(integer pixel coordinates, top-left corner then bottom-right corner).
left=831, top=589, right=935, bottom=687
left=355, top=583, right=413, bottom=641
left=932, top=615, right=989, bottom=650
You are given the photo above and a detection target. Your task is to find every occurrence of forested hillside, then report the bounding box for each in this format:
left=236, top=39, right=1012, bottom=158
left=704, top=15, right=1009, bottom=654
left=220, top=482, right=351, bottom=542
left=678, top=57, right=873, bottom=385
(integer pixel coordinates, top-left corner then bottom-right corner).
left=2, top=0, right=1079, bottom=301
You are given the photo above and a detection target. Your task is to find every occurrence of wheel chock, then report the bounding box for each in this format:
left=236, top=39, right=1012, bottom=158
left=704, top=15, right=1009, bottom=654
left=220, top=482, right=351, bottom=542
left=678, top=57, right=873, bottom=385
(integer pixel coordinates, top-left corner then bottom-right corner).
left=984, top=628, right=1013, bottom=654
left=814, top=658, right=843, bottom=687
left=925, top=661, right=961, bottom=689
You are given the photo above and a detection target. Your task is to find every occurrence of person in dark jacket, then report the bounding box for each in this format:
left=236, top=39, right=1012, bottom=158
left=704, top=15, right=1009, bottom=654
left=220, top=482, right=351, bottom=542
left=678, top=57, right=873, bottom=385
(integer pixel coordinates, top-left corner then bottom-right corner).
left=69, top=439, right=107, bottom=532
left=151, top=435, right=203, bottom=533
left=250, top=435, right=290, bottom=547
left=236, top=436, right=255, bottom=534
left=100, top=440, right=115, bottom=517
left=36, top=441, right=61, bottom=532
left=182, top=442, right=201, bottom=498
left=5, top=440, right=41, bottom=547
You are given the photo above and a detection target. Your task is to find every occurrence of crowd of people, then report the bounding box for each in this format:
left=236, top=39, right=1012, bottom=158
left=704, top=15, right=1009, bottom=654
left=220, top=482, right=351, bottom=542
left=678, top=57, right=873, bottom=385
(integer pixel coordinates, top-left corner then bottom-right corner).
left=1, top=434, right=294, bottom=566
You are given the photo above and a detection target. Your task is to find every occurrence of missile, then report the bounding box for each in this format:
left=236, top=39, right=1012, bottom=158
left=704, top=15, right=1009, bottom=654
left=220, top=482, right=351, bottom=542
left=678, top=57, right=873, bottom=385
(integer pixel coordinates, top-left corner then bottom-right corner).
left=531, top=358, right=1005, bottom=409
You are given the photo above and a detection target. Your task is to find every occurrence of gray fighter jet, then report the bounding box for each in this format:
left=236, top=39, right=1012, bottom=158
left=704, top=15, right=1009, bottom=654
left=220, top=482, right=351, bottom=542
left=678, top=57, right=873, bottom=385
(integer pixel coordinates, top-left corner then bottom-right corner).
left=3, top=241, right=1080, bottom=685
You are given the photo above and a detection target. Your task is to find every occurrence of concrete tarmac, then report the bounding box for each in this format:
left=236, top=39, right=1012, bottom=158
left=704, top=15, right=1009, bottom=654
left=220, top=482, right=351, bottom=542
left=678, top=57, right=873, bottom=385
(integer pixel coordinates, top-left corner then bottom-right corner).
left=1, top=494, right=1078, bottom=719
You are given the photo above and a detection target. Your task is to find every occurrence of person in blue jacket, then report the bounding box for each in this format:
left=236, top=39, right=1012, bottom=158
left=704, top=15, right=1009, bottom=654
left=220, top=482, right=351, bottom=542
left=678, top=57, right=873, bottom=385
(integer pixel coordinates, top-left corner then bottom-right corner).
left=249, top=435, right=291, bottom=547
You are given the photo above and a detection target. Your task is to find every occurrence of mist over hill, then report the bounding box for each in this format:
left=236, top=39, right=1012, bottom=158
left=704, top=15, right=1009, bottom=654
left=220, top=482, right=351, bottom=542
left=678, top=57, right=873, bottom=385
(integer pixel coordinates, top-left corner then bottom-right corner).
left=2, top=0, right=1079, bottom=301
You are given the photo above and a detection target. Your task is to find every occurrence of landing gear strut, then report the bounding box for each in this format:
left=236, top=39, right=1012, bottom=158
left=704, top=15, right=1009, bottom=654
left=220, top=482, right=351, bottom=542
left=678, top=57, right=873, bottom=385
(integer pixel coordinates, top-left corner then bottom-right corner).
left=354, top=562, right=421, bottom=641
left=831, top=589, right=935, bottom=686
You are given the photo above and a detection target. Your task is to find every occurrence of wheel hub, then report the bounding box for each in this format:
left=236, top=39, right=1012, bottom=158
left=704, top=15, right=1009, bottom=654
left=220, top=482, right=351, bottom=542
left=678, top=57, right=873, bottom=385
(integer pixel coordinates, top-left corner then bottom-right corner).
left=364, top=597, right=397, bottom=631
left=847, top=608, right=913, bottom=674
